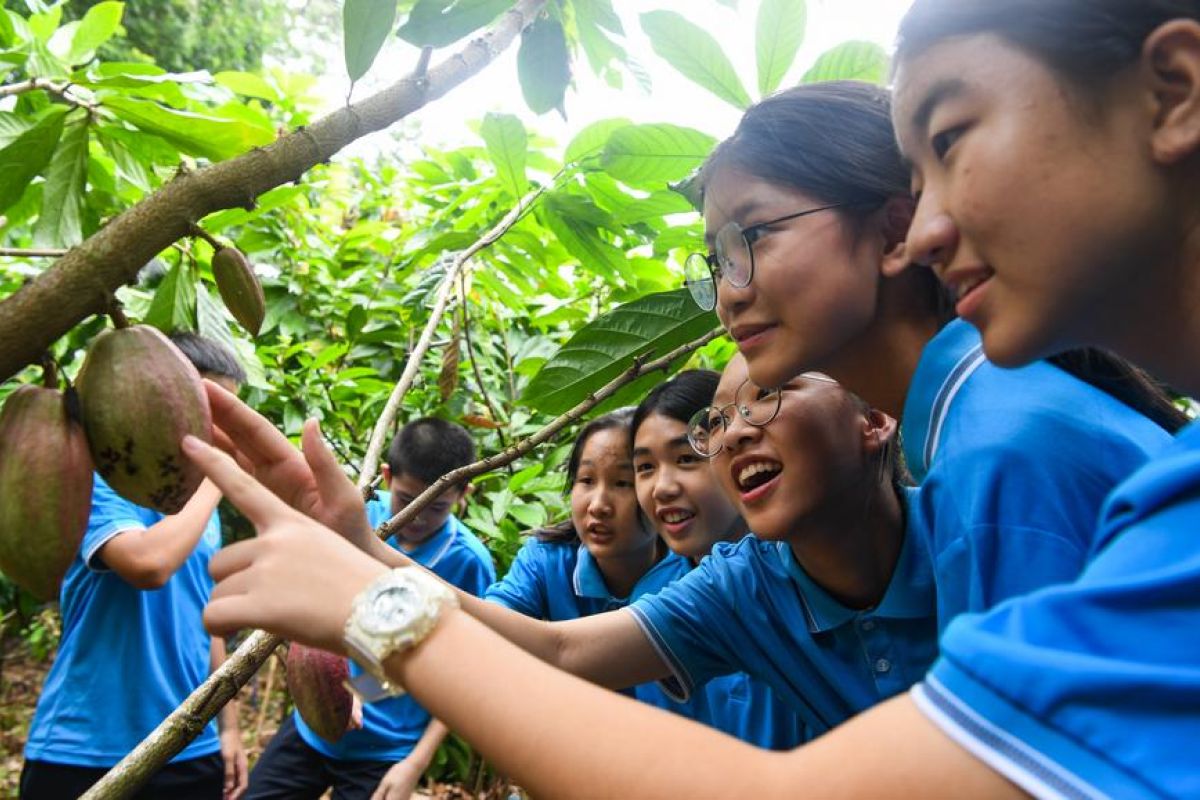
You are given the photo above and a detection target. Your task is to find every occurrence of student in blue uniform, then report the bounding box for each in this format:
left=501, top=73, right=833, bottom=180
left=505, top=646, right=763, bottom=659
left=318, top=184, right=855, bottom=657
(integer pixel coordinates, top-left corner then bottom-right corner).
left=243, top=418, right=494, bottom=800
left=628, top=370, right=804, bottom=749
left=183, top=4, right=1200, bottom=795
left=685, top=79, right=1184, bottom=631
left=21, top=333, right=247, bottom=800
left=485, top=408, right=693, bottom=713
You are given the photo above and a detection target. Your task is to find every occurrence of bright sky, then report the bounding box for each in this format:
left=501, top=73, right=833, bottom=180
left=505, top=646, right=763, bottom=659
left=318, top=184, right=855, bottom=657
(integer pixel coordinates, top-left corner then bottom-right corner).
left=321, top=0, right=915, bottom=160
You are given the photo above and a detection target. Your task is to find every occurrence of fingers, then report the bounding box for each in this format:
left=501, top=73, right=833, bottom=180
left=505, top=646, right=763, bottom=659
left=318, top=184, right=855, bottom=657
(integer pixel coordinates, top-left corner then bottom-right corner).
left=209, top=540, right=264, bottom=583
left=204, top=379, right=296, bottom=467
left=302, top=419, right=353, bottom=495
left=183, top=436, right=292, bottom=526
left=204, top=594, right=259, bottom=637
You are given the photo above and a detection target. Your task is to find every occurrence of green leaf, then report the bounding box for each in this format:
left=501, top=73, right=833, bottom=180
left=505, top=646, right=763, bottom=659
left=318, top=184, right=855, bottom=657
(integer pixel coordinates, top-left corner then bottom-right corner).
left=104, top=96, right=272, bottom=161
left=0, top=105, right=66, bottom=214
left=801, top=40, right=889, bottom=85
left=755, top=0, right=805, bottom=96
left=68, top=1, right=123, bottom=64
left=144, top=258, right=197, bottom=334
left=97, top=126, right=153, bottom=191
left=33, top=113, right=88, bottom=247
left=343, top=0, right=398, bottom=83
left=479, top=112, right=527, bottom=199
left=196, top=285, right=239, bottom=356
left=564, top=117, right=629, bottom=165
left=600, top=123, right=716, bottom=190
left=639, top=10, right=751, bottom=110
left=0, top=111, right=35, bottom=148
left=522, top=289, right=718, bottom=414
left=517, top=15, right=570, bottom=116
left=574, top=0, right=625, bottom=77
left=397, top=0, right=510, bottom=48
left=214, top=71, right=280, bottom=102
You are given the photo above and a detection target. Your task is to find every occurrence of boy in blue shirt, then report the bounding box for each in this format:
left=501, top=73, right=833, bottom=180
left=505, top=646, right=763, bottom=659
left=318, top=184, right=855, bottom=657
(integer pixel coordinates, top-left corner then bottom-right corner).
left=21, top=333, right=248, bottom=800
left=244, top=417, right=495, bottom=800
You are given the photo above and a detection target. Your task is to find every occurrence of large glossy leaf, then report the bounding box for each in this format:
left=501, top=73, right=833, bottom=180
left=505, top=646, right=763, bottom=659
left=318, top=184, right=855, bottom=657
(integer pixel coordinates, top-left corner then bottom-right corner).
left=801, top=40, right=888, bottom=85
left=564, top=117, right=629, bottom=165
left=343, top=0, right=398, bottom=83
left=103, top=96, right=272, bottom=161
left=573, top=0, right=624, bottom=77
left=144, top=258, right=197, bottom=333
left=397, top=0, right=510, bottom=48
left=600, top=123, right=716, bottom=190
left=517, top=15, right=570, bottom=116
left=639, top=10, right=751, bottom=110
left=480, top=112, right=527, bottom=199
left=196, top=285, right=239, bottom=356
left=755, top=0, right=805, bottom=96
left=0, top=111, right=35, bottom=148
left=33, top=113, right=88, bottom=247
left=67, top=1, right=123, bottom=64
left=521, top=289, right=718, bottom=414
left=0, top=105, right=66, bottom=214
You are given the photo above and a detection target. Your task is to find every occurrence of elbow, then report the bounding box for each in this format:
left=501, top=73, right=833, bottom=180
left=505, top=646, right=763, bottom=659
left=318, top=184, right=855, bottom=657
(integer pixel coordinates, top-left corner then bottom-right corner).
left=120, top=556, right=174, bottom=590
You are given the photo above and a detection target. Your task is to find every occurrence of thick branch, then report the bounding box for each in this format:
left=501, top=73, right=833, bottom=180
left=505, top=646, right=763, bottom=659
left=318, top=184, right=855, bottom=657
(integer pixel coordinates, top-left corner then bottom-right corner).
left=0, top=0, right=547, bottom=383
left=81, top=327, right=720, bottom=799
left=356, top=180, right=551, bottom=490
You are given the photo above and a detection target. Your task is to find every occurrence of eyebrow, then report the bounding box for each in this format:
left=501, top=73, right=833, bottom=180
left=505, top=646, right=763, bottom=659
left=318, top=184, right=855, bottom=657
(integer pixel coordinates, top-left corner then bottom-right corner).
left=702, top=198, right=765, bottom=248
left=908, top=77, right=968, bottom=137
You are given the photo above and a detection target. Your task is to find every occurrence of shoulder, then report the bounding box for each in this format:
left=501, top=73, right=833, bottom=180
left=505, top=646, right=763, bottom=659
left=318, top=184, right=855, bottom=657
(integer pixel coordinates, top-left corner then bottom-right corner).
left=1097, top=422, right=1200, bottom=550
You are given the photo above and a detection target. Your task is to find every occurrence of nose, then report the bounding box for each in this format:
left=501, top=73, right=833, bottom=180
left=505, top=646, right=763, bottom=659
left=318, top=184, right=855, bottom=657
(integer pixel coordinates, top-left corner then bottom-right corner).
left=588, top=487, right=613, bottom=518
left=715, top=264, right=756, bottom=322
left=722, top=409, right=761, bottom=454
left=906, top=189, right=959, bottom=279
left=652, top=467, right=681, bottom=503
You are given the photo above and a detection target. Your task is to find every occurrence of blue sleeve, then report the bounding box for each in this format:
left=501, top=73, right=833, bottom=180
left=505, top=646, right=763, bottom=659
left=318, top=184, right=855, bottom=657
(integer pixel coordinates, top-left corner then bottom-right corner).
left=925, top=382, right=1164, bottom=625
left=627, top=557, right=743, bottom=701
left=82, top=475, right=150, bottom=572
left=913, top=495, right=1200, bottom=800
left=484, top=539, right=550, bottom=618
left=435, top=547, right=495, bottom=598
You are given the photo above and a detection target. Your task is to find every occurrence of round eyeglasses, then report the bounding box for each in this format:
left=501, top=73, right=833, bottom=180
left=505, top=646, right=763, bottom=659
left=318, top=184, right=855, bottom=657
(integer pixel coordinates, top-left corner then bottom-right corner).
left=684, top=203, right=850, bottom=311
left=687, top=379, right=782, bottom=458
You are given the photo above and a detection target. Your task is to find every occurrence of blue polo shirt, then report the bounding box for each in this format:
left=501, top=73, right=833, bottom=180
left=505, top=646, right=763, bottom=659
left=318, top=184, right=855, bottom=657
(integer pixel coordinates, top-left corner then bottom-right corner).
left=629, top=492, right=938, bottom=737
left=24, top=474, right=222, bottom=767
left=913, top=419, right=1200, bottom=800
left=902, top=320, right=1169, bottom=631
left=294, top=495, right=496, bottom=761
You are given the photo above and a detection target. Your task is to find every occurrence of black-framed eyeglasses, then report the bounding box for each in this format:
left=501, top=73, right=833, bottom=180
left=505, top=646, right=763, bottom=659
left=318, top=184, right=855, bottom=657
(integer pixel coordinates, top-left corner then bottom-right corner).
left=683, top=203, right=850, bottom=311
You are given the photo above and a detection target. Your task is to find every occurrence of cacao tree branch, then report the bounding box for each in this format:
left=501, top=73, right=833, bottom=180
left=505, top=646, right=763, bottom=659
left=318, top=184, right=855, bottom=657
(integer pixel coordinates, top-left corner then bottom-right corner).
left=0, top=78, right=99, bottom=112
left=0, top=0, right=548, bottom=384
left=81, top=327, right=721, bottom=799
left=356, top=179, right=552, bottom=490
left=459, top=274, right=510, bottom=450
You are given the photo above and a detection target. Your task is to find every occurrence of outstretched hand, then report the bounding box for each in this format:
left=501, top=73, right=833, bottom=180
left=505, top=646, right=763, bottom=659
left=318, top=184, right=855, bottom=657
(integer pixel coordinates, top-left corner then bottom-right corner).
left=184, top=434, right=388, bottom=652
left=204, top=380, right=377, bottom=552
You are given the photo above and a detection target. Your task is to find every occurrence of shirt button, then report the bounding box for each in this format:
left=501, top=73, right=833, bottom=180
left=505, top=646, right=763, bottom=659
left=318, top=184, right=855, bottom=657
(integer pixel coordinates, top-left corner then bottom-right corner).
left=860, top=619, right=876, bottom=632
left=874, top=658, right=892, bottom=674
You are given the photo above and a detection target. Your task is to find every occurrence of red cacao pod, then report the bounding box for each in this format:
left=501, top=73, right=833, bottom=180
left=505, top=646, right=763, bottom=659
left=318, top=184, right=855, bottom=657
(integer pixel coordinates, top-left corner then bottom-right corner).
left=286, top=643, right=355, bottom=742
left=0, top=386, right=93, bottom=600
left=77, top=325, right=212, bottom=514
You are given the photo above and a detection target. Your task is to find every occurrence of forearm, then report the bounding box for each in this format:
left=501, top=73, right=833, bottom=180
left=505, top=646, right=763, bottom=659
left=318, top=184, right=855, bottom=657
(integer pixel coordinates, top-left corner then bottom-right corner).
left=100, top=480, right=223, bottom=588
left=406, top=719, right=449, bottom=772
left=210, top=637, right=240, bottom=733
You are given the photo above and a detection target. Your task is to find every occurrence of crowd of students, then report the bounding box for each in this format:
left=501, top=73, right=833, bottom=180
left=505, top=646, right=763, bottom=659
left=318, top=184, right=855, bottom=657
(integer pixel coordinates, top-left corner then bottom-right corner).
left=24, top=0, right=1200, bottom=797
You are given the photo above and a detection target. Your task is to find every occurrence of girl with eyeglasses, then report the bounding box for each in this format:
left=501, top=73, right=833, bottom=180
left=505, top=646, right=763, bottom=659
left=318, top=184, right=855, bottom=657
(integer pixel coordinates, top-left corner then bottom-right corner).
left=685, top=80, right=1184, bottom=635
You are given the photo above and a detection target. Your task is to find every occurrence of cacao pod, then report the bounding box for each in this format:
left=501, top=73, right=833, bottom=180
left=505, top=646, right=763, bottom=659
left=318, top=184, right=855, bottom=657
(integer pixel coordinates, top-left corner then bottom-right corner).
left=212, top=247, right=265, bottom=337
left=286, top=643, right=355, bottom=742
left=77, top=325, right=212, bottom=514
left=0, top=386, right=93, bottom=600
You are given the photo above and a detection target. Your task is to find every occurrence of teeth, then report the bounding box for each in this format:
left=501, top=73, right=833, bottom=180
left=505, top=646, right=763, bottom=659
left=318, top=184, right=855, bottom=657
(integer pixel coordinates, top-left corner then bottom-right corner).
left=662, top=510, right=693, bottom=524
left=737, top=461, right=781, bottom=489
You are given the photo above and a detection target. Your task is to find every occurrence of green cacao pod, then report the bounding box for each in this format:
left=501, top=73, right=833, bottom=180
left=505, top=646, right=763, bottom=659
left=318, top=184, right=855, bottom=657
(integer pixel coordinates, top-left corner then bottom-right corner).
left=212, top=247, right=265, bottom=337
left=286, top=643, right=354, bottom=742
left=77, top=325, right=212, bottom=514
left=0, top=386, right=93, bottom=600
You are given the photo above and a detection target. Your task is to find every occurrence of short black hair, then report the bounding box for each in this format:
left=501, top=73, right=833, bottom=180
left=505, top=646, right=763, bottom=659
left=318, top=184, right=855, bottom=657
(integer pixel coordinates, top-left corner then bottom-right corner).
left=386, top=417, right=476, bottom=488
left=169, top=331, right=246, bottom=384
left=630, top=370, right=719, bottom=447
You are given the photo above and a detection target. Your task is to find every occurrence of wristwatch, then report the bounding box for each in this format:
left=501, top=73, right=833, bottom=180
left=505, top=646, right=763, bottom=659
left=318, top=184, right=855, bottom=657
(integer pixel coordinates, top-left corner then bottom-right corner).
left=342, top=567, right=459, bottom=702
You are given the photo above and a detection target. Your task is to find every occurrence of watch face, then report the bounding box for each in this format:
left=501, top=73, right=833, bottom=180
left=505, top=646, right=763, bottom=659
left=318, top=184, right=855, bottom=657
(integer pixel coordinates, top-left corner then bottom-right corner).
left=360, top=582, right=421, bottom=635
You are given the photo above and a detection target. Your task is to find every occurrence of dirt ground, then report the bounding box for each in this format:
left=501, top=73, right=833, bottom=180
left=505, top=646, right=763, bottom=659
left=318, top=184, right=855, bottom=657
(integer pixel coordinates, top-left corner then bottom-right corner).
left=0, top=637, right=519, bottom=799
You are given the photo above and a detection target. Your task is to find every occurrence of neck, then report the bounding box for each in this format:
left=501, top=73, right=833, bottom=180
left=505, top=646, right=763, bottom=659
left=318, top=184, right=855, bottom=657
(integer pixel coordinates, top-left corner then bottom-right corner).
left=819, top=273, right=941, bottom=419
left=596, top=540, right=663, bottom=600
left=786, top=480, right=905, bottom=610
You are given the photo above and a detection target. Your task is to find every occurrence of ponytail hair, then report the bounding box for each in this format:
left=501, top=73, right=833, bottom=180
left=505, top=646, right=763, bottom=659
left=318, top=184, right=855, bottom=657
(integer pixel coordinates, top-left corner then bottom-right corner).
left=1049, top=350, right=1190, bottom=434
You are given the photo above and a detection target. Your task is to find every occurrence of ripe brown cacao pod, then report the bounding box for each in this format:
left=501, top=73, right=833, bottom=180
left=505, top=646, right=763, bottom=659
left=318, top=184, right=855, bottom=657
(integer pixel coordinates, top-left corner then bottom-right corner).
left=77, top=325, right=212, bottom=514
left=212, top=247, right=265, bottom=337
left=0, top=386, right=93, bottom=600
left=286, top=643, right=354, bottom=742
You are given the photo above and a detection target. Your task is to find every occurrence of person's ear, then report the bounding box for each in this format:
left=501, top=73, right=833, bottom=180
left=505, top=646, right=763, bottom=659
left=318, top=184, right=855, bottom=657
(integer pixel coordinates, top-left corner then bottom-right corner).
left=861, top=407, right=899, bottom=455
left=1142, top=19, right=1200, bottom=164
left=455, top=483, right=475, bottom=513
left=878, top=196, right=916, bottom=278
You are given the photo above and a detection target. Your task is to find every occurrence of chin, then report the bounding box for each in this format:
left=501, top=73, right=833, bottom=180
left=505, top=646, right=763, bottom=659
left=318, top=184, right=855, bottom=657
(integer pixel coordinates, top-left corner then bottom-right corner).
left=743, top=353, right=800, bottom=392
left=979, top=322, right=1060, bottom=370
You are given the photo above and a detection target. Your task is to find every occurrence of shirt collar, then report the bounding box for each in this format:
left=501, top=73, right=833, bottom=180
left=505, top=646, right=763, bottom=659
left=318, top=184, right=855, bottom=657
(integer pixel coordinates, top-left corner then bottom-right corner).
left=900, top=319, right=987, bottom=483
left=776, top=490, right=935, bottom=633
left=392, top=515, right=458, bottom=568
left=572, top=546, right=688, bottom=603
